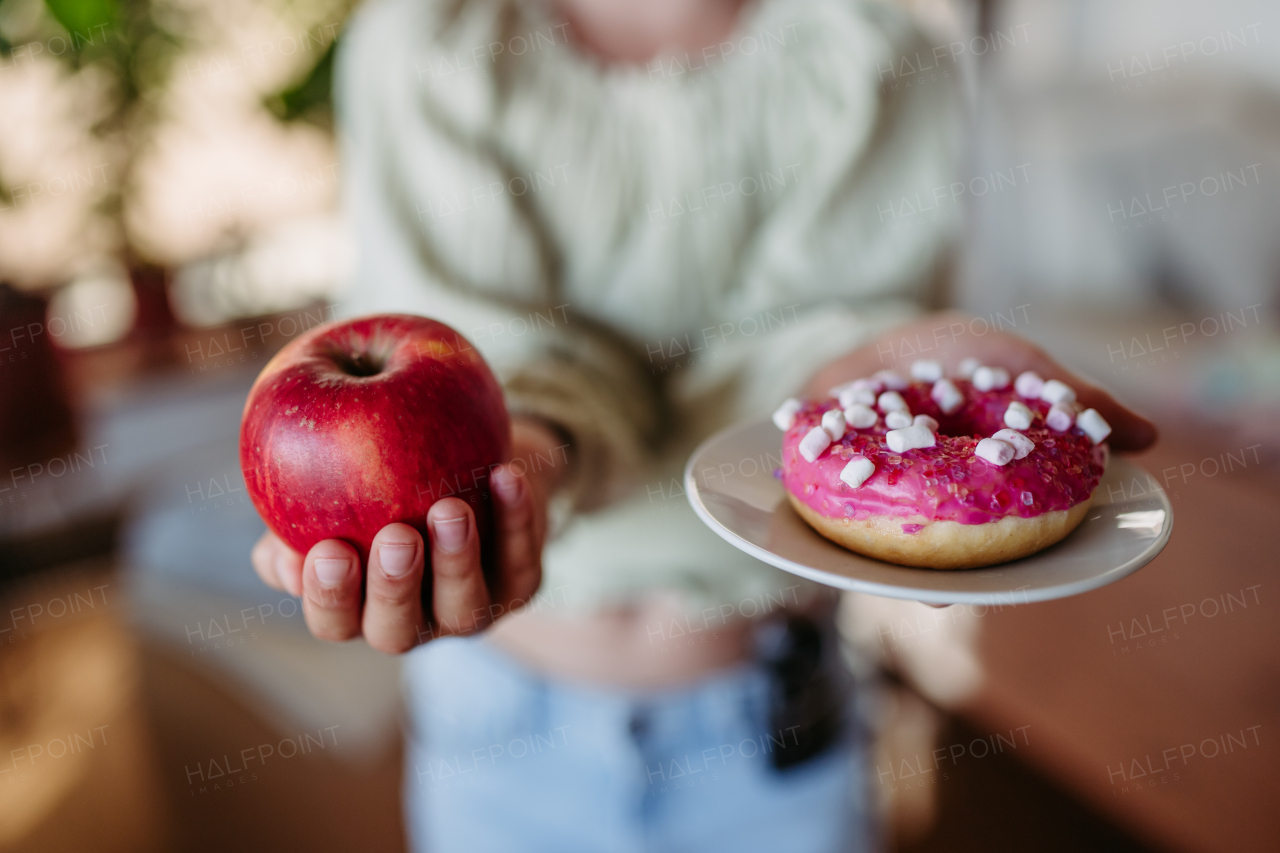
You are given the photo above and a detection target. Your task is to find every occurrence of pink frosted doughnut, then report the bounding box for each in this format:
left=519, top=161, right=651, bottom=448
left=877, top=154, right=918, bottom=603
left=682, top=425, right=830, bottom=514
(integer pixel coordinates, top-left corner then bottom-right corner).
left=779, top=377, right=1107, bottom=569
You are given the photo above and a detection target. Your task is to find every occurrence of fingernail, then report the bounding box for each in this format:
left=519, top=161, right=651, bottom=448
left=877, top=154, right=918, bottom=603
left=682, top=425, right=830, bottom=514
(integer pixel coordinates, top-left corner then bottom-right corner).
left=314, top=558, right=350, bottom=589
left=431, top=516, right=469, bottom=554
left=379, top=543, right=416, bottom=579
left=492, top=466, right=522, bottom=504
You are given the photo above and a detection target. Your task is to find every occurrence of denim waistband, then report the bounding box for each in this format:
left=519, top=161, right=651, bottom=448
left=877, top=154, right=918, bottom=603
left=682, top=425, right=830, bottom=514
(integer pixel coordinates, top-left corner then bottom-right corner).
left=402, top=635, right=775, bottom=754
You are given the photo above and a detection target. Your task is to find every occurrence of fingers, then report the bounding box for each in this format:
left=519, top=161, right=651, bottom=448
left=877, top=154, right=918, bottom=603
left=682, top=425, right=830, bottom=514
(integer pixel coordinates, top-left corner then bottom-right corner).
left=490, top=464, right=544, bottom=611
left=250, top=531, right=282, bottom=589
left=972, top=343, right=1156, bottom=454
left=805, top=324, right=1159, bottom=454
left=301, top=538, right=364, bottom=642
left=362, top=523, right=428, bottom=653
left=256, top=481, right=542, bottom=650
left=251, top=530, right=304, bottom=597
left=427, top=498, right=491, bottom=636
left=970, top=339, right=1158, bottom=454
left=1026, top=358, right=1157, bottom=453
left=1070, top=384, right=1158, bottom=454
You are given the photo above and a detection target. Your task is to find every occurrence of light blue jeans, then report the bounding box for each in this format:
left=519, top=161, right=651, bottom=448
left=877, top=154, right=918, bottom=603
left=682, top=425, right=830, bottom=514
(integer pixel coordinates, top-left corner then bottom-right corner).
left=401, top=635, right=874, bottom=852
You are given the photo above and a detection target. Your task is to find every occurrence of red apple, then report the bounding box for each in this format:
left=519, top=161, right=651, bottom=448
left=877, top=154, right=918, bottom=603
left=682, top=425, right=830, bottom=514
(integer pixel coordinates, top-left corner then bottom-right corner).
left=239, top=313, right=511, bottom=564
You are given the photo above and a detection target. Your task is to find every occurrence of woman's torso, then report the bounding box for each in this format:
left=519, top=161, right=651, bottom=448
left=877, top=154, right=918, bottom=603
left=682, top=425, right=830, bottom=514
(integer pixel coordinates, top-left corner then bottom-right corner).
left=337, top=0, right=959, bottom=683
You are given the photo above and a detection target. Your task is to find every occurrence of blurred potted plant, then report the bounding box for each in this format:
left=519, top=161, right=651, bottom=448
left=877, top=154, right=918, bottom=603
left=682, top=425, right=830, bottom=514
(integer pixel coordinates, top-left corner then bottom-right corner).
left=0, top=0, right=348, bottom=345
left=0, top=0, right=347, bottom=565
left=0, top=0, right=185, bottom=384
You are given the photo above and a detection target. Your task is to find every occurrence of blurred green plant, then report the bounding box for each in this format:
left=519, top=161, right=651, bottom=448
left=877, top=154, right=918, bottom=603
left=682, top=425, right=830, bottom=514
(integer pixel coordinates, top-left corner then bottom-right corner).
left=0, top=0, right=347, bottom=273
left=263, top=0, right=358, bottom=126
left=1, top=0, right=183, bottom=132
left=264, top=37, right=336, bottom=126
left=0, top=0, right=185, bottom=264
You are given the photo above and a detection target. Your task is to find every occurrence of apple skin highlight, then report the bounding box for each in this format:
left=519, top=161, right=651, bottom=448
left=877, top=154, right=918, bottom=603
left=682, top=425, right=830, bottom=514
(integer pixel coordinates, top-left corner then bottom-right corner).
left=239, top=314, right=511, bottom=564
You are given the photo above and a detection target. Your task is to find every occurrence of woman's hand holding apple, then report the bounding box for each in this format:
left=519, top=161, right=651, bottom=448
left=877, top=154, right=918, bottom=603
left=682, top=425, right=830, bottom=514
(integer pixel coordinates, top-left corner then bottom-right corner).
left=250, top=417, right=568, bottom=654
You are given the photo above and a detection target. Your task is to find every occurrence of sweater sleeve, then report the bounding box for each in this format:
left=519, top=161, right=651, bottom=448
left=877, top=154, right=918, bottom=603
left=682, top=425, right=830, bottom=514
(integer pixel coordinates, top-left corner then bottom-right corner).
left=334, top=0, right=662, bottom=512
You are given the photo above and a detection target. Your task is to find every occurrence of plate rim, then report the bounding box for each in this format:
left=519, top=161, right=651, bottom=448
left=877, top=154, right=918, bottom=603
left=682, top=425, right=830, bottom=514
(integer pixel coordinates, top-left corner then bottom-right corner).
left=684, top=417, right=1174, bottom=605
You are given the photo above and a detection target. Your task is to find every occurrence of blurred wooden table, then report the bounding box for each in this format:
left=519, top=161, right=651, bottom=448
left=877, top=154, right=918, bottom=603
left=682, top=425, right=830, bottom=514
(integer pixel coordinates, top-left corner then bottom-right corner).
left=0, top=560, right=172, bottom=853
left=953, top=435, right=1278, bottom=852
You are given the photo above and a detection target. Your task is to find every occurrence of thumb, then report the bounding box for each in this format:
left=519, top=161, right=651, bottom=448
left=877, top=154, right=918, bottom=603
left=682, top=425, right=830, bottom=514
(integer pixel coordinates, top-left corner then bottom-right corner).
left=1064, top=381, right=1158, bottom=454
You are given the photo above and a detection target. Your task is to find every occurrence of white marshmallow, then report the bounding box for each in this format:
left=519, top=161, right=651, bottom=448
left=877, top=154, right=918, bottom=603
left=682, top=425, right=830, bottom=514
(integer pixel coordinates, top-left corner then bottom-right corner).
left=1039, top=379, right=1076, bottom=405
left=772, top=398, right=802, bottom=431
left=851, top=378, right=883, bottom=393
left=992, top=428, right=1035, bottom=459
left=957, top=357, right=980, bottom=379
left=1077, top=408, right=1112, bottom=444
left=1014, top=371, right=1045, bottom=399
left=1004, top=401, right=1034, bottom=430
left=839, top=456, right=875, bottom=489
left=821, top=409, right=846, bottom=440
left=885, top=410, right=913, bottom=429
left=975, top=437, right=1015, bottom=466
left=910, top=359, right=943, bottom=382
left=877, top=391, right=908, bottom=412
left=973, top=366, right=1011, bottom=391
left=799, top=426, right=832, bottom=462
left=913, top=414, right=939, bottom=432
left=873, top=370, right=908, bottom=390
left=931, top=378, right=964, bottom=414
left=844, top=404, right=878, bottom=429
left=1045, top=404, right=1074, bottom=432
left=838, top=386, right=877, bottom=408
left=827, top=381, right=854, bottom=400
left=886, top=424, right=936, bottom=453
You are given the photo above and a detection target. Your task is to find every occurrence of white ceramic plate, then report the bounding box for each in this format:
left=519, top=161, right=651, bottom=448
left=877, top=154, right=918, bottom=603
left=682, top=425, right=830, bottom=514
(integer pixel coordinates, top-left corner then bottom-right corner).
left=684, top=418, right=1172, bottom=605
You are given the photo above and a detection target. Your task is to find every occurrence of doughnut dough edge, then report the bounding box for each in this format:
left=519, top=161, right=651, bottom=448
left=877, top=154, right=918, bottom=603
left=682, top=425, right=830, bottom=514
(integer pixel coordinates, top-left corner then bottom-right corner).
left=787, top=492, right=1094, bottom=570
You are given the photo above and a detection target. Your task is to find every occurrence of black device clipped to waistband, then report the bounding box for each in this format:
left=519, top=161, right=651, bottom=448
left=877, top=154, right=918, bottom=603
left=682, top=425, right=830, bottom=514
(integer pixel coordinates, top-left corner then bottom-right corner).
left=753, top=613, right=847, bottom=771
